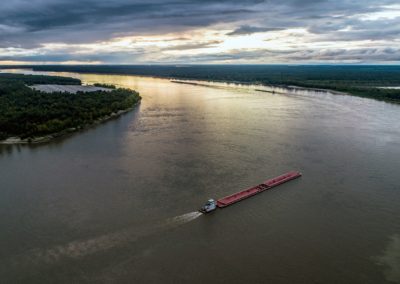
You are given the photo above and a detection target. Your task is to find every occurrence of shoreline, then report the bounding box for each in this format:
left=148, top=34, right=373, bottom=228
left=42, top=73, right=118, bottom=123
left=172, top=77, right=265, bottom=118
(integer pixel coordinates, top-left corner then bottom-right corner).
left=171, top=79, right=349, bottom=96
left=171, top=79, right=399, bottom=103
left=0, top=101, right=141, bottom=145
left=2, top=67, right=398, bottom=104
left=19, top=68, right=354, bottom=97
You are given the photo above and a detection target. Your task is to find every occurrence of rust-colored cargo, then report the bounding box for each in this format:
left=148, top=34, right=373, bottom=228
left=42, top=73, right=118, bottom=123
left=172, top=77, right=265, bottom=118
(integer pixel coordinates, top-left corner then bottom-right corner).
left=217, top=171, right=301, bottom=208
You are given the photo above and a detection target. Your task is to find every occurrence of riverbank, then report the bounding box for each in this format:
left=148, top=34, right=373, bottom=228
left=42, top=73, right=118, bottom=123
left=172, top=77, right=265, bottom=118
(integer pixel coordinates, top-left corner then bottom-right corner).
left=170, top=79, right=399, bottom=104
left=0, top=73, right=142, bottom=143
left=171, top=79, right=350, bottom=97
left=0, top=101, right=140, bottom=144
left=5, top=65, right=399, bottom=104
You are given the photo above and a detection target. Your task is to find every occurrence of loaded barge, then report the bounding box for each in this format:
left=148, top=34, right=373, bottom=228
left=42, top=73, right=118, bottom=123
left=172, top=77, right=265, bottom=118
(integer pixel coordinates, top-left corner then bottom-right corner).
left=199, top=171, right=301, bottom=213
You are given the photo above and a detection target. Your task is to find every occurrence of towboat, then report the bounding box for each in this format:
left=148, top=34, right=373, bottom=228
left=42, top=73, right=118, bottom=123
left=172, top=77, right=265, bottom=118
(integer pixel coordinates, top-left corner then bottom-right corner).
left=199, top=199, right=217, bottom=213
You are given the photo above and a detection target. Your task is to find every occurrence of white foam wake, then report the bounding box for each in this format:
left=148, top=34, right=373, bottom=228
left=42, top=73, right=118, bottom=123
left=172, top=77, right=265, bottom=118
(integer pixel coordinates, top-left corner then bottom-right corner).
left=168, top=211, right=203, bottom=225
left=11, top=211, right=203, bottom=268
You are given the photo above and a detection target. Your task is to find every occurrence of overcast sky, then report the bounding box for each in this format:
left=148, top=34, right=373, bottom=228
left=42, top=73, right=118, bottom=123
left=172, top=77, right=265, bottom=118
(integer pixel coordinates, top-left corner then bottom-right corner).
left=1, top=0, right=400, bottom=64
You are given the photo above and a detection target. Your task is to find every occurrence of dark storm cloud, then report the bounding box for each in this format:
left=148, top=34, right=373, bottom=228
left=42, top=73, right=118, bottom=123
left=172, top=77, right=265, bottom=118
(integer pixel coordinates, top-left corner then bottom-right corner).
left=227, top=25, right=284, bottom=35
left=0, top=51, right=144, bottom=63
left=284, top=48, right=400, bottom=62
left=160, top=47, right=400, bottom=64
left=0, top=0, right=260, bottom=47
left=1, top=0, right=397, bottom=46
left=309, top=17, right=400, bottom=41
left=162, top=40, right=223, bottom=51
left=0, top=0, right=399, bottom=62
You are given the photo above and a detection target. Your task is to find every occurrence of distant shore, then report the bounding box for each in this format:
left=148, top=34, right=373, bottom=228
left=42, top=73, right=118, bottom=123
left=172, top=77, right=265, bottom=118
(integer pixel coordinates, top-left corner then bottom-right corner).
left=1, top=66, right=399, bottom=103
left=7, top=65, right=398, bottom=104
left=171, top=79, right=349, bottom=97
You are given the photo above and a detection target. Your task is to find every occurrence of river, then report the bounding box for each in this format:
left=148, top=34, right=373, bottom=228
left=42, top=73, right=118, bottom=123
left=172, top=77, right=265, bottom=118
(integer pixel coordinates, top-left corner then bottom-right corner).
left=0, top=69, right=399, bottom=283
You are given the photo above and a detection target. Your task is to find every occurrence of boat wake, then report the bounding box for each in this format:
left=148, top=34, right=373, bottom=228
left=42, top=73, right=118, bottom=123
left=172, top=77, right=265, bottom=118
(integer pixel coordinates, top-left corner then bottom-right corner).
left=9, top=211, right=203, bottom=269
left=167, top=211, right=203, bottom=225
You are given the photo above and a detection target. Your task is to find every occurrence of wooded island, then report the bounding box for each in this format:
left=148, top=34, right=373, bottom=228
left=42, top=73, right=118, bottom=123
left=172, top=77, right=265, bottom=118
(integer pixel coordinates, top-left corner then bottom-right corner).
left=0, top=73, right=141, bottom=143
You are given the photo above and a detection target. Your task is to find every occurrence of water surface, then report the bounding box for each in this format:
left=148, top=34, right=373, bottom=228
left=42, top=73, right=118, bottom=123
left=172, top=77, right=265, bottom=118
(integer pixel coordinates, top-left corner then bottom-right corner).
left=1, top=70, right=399, bottom=283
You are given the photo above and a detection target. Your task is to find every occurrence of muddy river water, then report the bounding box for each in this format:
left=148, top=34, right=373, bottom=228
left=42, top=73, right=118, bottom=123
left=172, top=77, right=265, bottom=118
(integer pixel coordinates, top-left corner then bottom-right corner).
left=0, top=69, right=399, bottom=283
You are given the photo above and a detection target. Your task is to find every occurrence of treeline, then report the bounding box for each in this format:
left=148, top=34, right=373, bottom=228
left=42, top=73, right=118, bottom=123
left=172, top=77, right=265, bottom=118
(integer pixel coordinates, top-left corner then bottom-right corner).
left=0, top=73, right=81, bottom=85
left=16, top=65, right=400, bottom=103
left=94, top=83, right=116, bottom=89
left=0, top=74, right=141, bottom=140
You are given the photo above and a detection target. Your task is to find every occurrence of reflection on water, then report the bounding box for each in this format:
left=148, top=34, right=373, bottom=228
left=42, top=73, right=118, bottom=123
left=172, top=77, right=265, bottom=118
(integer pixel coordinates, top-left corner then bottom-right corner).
left=0, top=68, right=339, bottom=97
left=0, top=69, right=399, bottom=283
left=170, top=79, right=340, bottom=97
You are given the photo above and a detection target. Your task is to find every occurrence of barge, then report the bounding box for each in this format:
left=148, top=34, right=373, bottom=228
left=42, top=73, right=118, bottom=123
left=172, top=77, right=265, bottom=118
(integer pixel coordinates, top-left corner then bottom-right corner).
left=199, top=171, right=301, bottom=213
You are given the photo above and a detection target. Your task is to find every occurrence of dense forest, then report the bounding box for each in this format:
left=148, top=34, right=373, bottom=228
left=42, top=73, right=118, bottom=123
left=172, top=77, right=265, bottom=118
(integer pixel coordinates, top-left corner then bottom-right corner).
left=6, top=65, right=399, bottom=103
left=0, top=74, right=141, bottom=141
left=0, top=73, right=81, bottom=86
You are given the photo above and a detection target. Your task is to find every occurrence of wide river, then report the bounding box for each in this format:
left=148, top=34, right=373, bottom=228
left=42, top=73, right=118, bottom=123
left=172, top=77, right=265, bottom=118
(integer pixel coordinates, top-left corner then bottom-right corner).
left=1, top=70, right=399, bottom=283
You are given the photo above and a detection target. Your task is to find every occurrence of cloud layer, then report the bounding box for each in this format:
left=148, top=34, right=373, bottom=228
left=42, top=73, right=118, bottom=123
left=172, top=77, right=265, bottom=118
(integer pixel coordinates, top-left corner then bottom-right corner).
left=0, top=0, right=399, bottom=63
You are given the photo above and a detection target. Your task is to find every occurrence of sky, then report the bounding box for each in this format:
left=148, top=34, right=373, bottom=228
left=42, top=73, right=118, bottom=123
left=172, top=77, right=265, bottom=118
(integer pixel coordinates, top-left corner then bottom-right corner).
left=0, top=0, right=400, bottom=64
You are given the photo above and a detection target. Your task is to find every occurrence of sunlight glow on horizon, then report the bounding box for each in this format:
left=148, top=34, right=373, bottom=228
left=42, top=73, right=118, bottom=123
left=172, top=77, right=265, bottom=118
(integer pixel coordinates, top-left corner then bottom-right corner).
left=1, top=4, right=399, bottom=65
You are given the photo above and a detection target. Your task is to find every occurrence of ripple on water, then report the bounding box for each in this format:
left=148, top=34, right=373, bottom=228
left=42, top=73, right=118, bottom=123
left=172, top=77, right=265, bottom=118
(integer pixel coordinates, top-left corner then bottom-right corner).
left=376, top=234, right=400, bottom=283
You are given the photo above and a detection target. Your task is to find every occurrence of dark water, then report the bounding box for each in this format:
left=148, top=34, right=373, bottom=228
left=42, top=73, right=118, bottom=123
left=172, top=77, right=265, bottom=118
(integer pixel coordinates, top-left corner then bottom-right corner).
left=1, top=70, right=400, bottom=283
